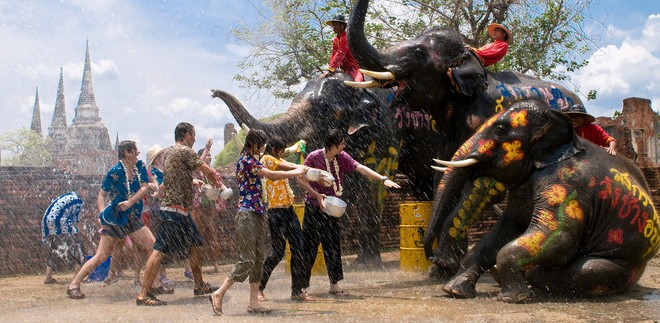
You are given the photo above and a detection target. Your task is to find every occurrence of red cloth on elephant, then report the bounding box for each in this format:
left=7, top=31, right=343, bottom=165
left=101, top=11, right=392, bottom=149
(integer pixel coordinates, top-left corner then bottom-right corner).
left=328, top=31, right=364, bottom=82
left=575, top=123, right=616, bottom=147
left=475, top=39, right=508, bottom=67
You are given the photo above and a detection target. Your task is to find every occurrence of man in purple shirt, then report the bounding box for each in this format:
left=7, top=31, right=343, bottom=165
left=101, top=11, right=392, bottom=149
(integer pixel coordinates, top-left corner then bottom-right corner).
left=295, top=129, right=400, bottom=299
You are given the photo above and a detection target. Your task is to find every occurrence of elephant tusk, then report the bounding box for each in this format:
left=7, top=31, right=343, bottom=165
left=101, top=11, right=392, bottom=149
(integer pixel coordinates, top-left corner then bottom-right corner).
left=359, top=69, right=396, bottom=81
left=431, top=165, right=447, bottom=172
left=344, top=80, right=381, bottom=89
left=433, top=158, right=478, bottom=168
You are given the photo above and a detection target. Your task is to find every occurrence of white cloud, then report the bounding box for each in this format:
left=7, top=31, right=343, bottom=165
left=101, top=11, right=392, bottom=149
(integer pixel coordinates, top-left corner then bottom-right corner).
left=571, top=14, right=659, bottom=117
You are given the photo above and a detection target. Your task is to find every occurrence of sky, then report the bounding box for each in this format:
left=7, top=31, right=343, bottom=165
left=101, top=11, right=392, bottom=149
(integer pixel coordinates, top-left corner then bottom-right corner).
left=1, top=0, right=658, bottom=161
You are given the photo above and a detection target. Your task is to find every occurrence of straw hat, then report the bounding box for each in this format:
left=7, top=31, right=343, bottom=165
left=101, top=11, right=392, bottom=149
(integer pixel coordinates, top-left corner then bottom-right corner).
left=563, top=104, right=595, bottom=124
left=146, top=145, right=164, bottom=169
left=326, top=14, right=347, bottom=26
left=488, top=23, right=513, bottom=44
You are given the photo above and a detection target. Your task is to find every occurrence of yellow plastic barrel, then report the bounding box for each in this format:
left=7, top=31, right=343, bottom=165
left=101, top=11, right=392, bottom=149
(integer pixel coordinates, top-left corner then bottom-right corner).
left=284, top=203, right=327, bottom=275
left=400, top=201, right=434, bottom=271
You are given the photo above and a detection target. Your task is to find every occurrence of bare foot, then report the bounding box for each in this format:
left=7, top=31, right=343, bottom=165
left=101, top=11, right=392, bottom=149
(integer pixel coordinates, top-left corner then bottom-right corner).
left=257, top=290, right=267, bottom=302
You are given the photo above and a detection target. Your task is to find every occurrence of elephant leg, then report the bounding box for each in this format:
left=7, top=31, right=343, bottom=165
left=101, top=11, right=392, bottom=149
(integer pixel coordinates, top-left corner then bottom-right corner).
left=443, top=205, right=529, bottom=298
left=496, top=225, right=580, bottom=303
left=525, top=257, right=637, bottom=296
left=431, top=177, right=507, bottom=278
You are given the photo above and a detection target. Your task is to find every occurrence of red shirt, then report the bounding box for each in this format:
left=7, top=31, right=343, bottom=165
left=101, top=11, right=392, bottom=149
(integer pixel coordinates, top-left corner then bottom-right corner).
left=475, top=40, right=508, bottom=67
left=575, top=123, right=616, bottom=147
left=328, top=31, right=364, bottom=81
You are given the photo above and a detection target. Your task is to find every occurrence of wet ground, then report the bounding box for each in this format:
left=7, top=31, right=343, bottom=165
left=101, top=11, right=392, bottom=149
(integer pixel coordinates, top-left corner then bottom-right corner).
left=2, top=251, right=659, bottom=322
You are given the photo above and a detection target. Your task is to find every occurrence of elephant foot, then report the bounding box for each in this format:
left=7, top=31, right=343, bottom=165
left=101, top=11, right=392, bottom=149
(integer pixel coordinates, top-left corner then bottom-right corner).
left=497, top=284, right=532, bottom=303
left=426, top=263, right=457, bottom=282
left=442, top=274, right=478, bottom=298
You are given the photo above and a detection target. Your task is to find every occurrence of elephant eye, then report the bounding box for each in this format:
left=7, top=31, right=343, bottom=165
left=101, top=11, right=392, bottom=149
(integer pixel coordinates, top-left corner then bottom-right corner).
left=413, top=48, right=425, bottom=60
left=493, top=124, right=507, bottom=138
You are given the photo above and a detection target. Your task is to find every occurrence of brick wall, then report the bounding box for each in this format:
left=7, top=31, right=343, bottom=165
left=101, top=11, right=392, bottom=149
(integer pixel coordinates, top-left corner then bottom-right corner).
left=2, top=164, right=658, bottom=277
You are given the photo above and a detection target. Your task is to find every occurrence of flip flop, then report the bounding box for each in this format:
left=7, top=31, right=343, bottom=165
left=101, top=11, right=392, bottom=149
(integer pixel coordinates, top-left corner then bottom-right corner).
left=329, top=290, right=349, bottom=297
left=247, top=305, right=272, bottom=314
left=44, top=278, right=57, bottom=284
left=209, top=294, right=223, bottom=316
left=67, top=287, right=85, bottom=299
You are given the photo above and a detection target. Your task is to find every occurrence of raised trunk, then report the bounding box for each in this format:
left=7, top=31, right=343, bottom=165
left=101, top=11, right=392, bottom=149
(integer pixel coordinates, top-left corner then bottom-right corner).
left=211, top=89, right=310, bottom=145
left=347, top=0, right=388, bottom=72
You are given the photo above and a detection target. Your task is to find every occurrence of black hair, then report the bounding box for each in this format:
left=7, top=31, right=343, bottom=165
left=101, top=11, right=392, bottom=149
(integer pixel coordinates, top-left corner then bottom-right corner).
left=197, top=148, right=205, bottom=156
left=265, top=138, right=286, bottom=156
left=117, top=140, right=137, bottom=159
left=324, top=129, right=345, bottom=150
left=175, top=122, right=194, bottom=142
left=244, top=129, right=268, bottom=153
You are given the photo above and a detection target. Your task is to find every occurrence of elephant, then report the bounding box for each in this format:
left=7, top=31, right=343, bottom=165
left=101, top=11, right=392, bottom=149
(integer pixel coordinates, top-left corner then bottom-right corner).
left=431, top=100, right=660, bottom=302
left=345, top=0, right=584, bottom=276
left=212, top=73, right=442, bottom=264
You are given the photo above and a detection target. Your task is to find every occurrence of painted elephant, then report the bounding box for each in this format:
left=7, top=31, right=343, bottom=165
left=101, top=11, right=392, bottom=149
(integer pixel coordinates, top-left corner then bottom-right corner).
left=346, top=0, right=583, bottom=275
left=432, top=100, right=660, bottom=302
left=212, top=73, right=441, bottom=264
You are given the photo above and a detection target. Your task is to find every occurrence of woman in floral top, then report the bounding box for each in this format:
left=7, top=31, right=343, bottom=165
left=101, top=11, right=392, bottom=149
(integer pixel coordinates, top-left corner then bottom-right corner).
left=210, top=129, right=308, bottom=316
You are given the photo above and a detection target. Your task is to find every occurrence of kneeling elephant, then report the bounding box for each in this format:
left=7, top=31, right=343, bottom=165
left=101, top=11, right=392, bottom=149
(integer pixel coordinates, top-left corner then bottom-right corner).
left=433, top=100, right=660, bottom=302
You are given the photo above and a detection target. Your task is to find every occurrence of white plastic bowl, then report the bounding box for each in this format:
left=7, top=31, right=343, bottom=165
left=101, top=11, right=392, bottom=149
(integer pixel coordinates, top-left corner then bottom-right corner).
left=202, top=184, right=220, bottom=201
left=323, top=196, right=347, bottom=218
left=220, top=188, right=233, bottom=200
left=319, top=172, right=335, bottom=188
left=305, top=168, right=322, bottom=181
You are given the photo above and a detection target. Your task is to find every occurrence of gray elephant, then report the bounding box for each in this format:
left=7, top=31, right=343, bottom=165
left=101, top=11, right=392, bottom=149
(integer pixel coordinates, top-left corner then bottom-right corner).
left=345, top=0, right=584, bottom=275
left=432, top=100, right=659, bottom=302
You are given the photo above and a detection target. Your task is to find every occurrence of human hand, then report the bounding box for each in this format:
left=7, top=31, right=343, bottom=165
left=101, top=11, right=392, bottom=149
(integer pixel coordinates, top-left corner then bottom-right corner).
left=384, top=179, right=401, bottom=189
left=320, top=70, right=331, bottom=78
left=205, top=138, right=213, bottom=151
left=117, top=201, right=130, bottom=211
left=606, top=146, right=617, bottom=155
left=193, top=179, right=205, bottom=191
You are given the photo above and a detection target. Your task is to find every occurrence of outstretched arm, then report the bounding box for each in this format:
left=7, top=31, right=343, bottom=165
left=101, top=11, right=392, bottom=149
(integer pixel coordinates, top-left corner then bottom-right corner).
left=355, top=164, right=401, bottom=189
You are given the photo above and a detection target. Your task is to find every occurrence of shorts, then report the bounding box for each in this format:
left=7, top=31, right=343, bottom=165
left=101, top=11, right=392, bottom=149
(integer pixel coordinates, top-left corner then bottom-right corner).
left=100, top=212, right=144, bottom=239
left=45, top=233, right=86, bottom=270
left=153, top=210, right=204, bottom=263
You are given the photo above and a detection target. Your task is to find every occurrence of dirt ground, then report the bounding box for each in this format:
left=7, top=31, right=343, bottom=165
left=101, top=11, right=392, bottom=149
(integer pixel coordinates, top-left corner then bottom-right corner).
left=1, top=251, right=659, bottom=322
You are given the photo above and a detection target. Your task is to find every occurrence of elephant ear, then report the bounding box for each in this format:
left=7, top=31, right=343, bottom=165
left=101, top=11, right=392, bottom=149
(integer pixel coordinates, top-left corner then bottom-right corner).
left=450, top=51, right=487, bottom=97
left=530, top=108, right=585, bottom=169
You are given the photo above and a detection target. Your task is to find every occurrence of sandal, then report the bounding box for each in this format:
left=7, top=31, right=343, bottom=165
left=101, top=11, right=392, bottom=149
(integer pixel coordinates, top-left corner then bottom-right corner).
left=194, top=282, right=218, bottom=297
left=136, top=294, right=167, bottom=306
left=291, top=292, right=316, bottom=301
left=44, top=277, right=57, bottom=284
left=67, top=287, right=85, bottom=299
left=208, top=293, right=223, bottom=316
left=247, top=305, right=272, bottom=314
left=329, top=289, right=349, bottom=297
left=150, top=285, right=175, bottom=295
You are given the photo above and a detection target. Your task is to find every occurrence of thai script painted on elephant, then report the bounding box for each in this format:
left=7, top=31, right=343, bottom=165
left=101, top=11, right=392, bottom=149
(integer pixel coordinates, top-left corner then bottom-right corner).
left=395, top=107, right=436, bottom=130
left=599, top=169, right=660, bottom=257
left=494, top=82, right=575, bottom=111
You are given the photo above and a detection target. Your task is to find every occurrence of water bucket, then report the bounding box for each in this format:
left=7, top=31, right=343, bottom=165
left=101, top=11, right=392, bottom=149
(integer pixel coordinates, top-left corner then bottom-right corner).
left=399, top=202, right=433, bottom=271
left=86, top=255, right=112, bottom=281
left=284, top=204, right=327, bottom=275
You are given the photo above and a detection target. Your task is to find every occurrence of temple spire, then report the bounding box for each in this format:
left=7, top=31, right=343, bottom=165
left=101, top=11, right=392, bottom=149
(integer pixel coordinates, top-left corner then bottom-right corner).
left=48, top=68, right=68, bottom=153
left=31, top=87, right=42, bottom=134
left=72, top=39, right=102, bottom=125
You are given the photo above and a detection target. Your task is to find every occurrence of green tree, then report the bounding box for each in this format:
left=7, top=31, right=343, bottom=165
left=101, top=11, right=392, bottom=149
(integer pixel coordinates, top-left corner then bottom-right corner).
left=232, top=0, right=599, bottom=97
left=0, top=128, right=52, bottom=167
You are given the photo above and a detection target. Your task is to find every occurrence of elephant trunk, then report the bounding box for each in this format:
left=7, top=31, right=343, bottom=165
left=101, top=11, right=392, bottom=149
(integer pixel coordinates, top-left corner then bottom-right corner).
left=423, top=167, right=470, bottom=259
left=211, top=89, right=309, bottom=145
left=347, top=0, right=388, bottom=72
